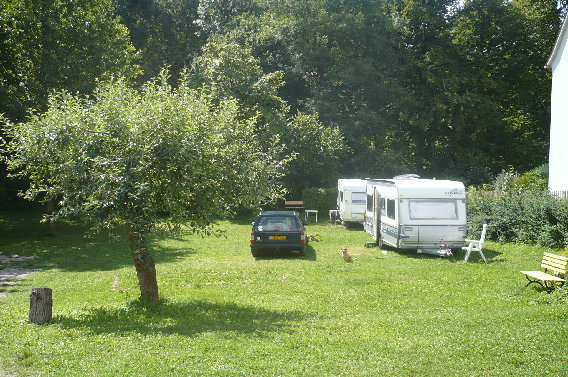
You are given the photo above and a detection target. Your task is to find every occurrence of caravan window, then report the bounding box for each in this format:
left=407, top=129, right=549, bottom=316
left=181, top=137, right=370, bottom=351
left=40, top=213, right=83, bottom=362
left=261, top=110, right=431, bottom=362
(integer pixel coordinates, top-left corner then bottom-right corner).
left=408, top=200, right=458, bottom=220
left=386, top=199, right=396, bottom=219
left=351, top=192, right=366, bottom=205
left=366, top=194, right=373, bottom=212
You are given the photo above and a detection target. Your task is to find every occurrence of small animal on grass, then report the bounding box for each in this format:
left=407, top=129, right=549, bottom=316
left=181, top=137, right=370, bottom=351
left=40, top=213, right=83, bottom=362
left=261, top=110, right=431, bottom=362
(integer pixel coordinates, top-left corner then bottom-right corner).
left=307, top=233, right=321, bottom=242
left=341, top=247, right=353, bottom=263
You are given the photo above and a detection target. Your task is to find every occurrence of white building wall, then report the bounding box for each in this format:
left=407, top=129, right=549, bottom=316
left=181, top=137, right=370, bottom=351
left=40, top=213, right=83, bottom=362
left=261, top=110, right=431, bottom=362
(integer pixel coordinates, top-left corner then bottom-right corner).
left=549, top=24, right=568, bottom=194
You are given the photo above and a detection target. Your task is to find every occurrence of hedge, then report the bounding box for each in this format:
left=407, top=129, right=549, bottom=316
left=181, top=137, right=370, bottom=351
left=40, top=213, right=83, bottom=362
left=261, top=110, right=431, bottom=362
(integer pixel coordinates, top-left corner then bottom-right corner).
left=467, top=188, right=568, bottom=249
left=302, top=187, right=336, bottom=216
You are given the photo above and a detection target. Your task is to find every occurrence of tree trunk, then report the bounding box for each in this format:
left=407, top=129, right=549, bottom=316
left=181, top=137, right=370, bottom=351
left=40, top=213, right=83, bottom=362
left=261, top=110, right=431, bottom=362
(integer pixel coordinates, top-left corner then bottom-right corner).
left=127, top=225, right=159, bottom=303
left=46, top=199, right=55, bottom=235
left=29, top=288, right=52, bottom=323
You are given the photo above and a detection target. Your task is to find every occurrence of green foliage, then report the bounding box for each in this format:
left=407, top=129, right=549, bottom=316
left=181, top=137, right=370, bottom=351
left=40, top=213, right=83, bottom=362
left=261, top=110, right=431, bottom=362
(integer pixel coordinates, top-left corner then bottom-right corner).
left=0, top=0, right=141, bottom=202
left=223, top=0, right=406, bottom=178
left=302, top=187, right=336, bottom=215
left=190, top=41, right=346, bottom=197
left=1, top=0, right=563, bottom=203
left=190, top=40, right=287, bottom=132
left=196, top=0, right=258, bottom=35
left=450, top=0, right=558, bottom=172
left=467, top=165, right=568, bottom=248
left=216, top=0, right=560, bottom=181
left=3, top=71, right=290, bottom=235
left=114, top=0, right=203, bottom=82
left=514, top=164, right=548, bottom=192
left=282, top=113, right=346, bottom=197
left=0, top=0, right=139, bottom=122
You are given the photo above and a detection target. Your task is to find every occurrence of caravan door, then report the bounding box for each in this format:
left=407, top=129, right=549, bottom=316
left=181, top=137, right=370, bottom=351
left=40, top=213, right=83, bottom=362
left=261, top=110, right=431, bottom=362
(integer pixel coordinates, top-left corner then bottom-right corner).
left=380, top=196, right=399, bottom=248
left=349, top=191, right=366, bottom=222
left=372, top=188, right=381, bottom=242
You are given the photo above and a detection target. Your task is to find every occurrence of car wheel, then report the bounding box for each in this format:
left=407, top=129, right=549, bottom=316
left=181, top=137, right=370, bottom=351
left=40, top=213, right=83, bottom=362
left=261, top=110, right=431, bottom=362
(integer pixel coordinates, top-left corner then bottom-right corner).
left=251, top=248, right=263, bottom=258
left=298, top=246, right=306, bottom=256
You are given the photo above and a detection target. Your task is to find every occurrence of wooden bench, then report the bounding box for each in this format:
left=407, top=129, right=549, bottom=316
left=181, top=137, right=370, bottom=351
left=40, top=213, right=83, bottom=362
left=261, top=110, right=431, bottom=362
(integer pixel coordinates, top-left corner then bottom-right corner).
left=284, top=200, right=304, bottom=210
left=521, top=252, right=567, bottom=291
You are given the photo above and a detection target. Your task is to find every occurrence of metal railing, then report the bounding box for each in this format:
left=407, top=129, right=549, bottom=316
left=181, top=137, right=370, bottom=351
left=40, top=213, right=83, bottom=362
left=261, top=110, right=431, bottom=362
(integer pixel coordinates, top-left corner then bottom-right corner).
left=550, top=190, right=568, bottom=199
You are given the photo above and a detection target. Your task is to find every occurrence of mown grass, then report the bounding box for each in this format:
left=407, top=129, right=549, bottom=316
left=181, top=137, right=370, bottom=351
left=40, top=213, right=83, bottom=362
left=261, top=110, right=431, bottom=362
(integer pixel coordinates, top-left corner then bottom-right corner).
left=0, top=210, right=567, bottom=376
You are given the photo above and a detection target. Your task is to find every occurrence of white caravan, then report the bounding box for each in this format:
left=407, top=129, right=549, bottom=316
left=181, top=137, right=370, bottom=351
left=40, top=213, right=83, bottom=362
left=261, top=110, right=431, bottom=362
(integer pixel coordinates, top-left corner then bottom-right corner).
left=337, top=179, right=367, bottom=224
left=364, top=178, right=467, bottom=255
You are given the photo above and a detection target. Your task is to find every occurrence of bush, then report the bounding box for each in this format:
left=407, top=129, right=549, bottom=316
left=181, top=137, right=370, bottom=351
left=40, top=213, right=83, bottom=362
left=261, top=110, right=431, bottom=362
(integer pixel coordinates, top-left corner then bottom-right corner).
left=302, top=187, right=336, bottom=215
left=467, top=179, right=568, bottom=249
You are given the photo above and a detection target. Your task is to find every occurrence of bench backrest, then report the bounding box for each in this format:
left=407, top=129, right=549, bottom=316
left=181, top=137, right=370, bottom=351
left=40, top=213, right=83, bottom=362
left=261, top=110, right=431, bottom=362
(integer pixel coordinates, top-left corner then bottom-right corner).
left=541, top=252, right=568, bottom=276
left=285, top=200, right=304, bottom=209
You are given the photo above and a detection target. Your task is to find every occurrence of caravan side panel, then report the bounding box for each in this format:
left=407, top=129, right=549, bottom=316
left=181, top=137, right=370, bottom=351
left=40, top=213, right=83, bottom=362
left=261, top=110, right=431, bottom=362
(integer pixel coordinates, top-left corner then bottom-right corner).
left=338, top=179, right=367, bottom=223
left=366, top=179, right=467, bottom=250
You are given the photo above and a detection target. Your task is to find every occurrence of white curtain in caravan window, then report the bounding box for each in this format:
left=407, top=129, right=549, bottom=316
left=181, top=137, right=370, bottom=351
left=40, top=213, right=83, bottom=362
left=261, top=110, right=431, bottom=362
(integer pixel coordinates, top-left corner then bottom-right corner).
left=351, top=192, right=366, bottom=204
left=409, top=200, right=458, bottom=220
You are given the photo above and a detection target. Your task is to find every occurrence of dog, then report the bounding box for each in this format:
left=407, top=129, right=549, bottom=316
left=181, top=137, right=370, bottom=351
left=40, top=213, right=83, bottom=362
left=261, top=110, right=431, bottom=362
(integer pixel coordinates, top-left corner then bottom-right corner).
left=341, top=247, right=353, bottom=263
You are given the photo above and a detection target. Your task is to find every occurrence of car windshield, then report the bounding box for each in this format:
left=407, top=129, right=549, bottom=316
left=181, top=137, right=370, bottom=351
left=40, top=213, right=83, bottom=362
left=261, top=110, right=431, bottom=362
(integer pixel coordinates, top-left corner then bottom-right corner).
left=257, top=216, right=300, bottom=231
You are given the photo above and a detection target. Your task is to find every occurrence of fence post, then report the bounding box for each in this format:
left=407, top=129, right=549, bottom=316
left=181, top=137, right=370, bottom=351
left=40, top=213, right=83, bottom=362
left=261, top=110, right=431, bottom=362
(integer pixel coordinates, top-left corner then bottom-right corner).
left=29, top=288, right=52, bottom=324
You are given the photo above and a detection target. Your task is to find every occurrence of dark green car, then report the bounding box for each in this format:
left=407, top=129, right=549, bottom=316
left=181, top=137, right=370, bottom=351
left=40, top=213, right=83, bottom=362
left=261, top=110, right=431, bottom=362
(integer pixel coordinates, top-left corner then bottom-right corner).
left=250, top=211, right=307, bottom=257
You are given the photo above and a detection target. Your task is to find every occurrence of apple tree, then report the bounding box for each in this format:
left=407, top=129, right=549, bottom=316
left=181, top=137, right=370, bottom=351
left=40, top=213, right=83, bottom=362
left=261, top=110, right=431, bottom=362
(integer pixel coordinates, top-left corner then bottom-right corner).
left=3, top=72, right=289, bottom=303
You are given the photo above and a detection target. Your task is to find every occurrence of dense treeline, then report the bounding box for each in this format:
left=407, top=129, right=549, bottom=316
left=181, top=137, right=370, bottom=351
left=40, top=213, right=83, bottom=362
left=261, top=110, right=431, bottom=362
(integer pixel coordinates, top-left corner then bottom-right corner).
left=1, top=0, right=565, bottom=200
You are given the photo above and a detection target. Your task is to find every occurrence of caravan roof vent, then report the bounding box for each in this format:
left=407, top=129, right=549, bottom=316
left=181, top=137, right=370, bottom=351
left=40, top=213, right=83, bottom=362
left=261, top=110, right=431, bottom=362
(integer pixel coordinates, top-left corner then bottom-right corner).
left=393, top=174, right=420, bottom=180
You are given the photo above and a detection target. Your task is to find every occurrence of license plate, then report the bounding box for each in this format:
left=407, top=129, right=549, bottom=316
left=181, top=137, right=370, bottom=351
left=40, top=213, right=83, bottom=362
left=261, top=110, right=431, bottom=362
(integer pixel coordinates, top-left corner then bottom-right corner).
left=269, top=235, right=287, bottom=240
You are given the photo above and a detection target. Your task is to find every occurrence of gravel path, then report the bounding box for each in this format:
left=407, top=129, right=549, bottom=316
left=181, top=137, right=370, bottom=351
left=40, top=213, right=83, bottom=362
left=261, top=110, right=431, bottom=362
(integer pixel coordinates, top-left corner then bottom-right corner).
left=0, top=255, right=39, bottom=299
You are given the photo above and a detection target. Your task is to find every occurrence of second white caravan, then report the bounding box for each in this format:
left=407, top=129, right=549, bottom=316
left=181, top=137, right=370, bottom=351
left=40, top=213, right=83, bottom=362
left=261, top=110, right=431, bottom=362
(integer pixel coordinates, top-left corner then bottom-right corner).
left=337, top=179, right=367, bottom=224
left=364, top=178, right=467, bottom=255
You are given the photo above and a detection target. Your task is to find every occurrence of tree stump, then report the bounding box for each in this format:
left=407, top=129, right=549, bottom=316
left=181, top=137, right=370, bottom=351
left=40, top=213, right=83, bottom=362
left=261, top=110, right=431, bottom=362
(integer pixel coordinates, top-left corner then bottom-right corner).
left=29, top=288, right=52, bottom=323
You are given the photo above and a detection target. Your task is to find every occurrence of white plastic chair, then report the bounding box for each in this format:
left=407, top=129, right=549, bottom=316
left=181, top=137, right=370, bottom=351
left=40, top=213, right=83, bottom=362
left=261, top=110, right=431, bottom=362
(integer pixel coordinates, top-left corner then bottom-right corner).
left=462, top=224, right=487, bottom=263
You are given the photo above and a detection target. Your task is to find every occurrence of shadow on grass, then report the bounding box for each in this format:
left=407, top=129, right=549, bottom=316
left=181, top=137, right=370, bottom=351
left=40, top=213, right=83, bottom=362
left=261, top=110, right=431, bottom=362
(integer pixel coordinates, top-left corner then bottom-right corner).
left=55, top=299, right=307, bottom=337
left=0, top=279, right=34, bottom=298
left=450, top=246, right=504, bottom=264
left=342, top=223, right=365, bottom=231
left=0, top=209, right=196, bottom=273
left=376, top=245, right=504, bottom=264
left=253, top=244, right=317, bottom=261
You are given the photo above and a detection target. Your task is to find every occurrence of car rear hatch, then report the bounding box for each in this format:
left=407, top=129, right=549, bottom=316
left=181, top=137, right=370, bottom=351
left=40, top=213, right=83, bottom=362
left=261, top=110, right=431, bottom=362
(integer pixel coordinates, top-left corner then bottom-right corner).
left=252, top=215, right=304, bottom=246
left=256, top=231, right=302, bottom=245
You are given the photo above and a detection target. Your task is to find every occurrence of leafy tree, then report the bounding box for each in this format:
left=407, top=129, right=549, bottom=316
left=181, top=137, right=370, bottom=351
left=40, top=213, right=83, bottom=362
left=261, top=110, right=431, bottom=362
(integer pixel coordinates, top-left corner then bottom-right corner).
left=0, top=0, right=139, bottom=121
left=195, top=0, right=259, bottom=35
left=219, top=0, right=406, bottom=179
left=190, top=40, right=287, bottom=133
left=114, top=0, right=203, bottom=82
left=281, top=112, right=346, bottom=197
left=3, top=73, right=289, bottom=303
left=0, top=0, right=139, bottom=201
left=191, top=41, right=346, bottom=196
left=384, top=0, right=483, bottom=174
left=452, top=0, right=561, bottom=172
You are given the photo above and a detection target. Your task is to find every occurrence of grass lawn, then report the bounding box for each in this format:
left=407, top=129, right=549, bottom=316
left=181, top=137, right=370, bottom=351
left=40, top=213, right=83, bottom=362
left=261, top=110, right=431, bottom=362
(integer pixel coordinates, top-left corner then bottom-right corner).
left=1, top=210, right=567, bottom=376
